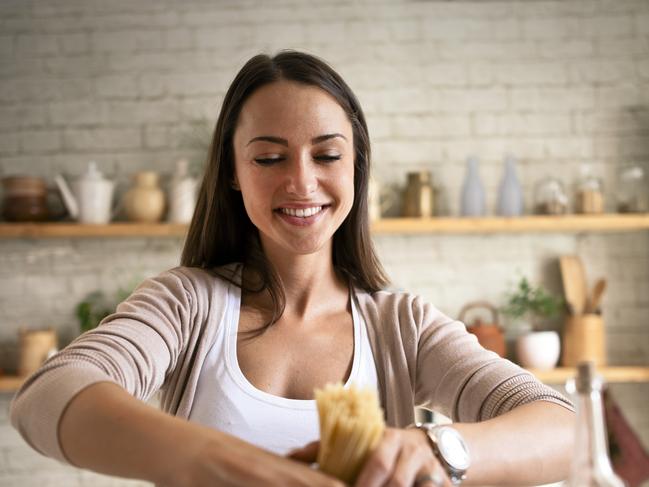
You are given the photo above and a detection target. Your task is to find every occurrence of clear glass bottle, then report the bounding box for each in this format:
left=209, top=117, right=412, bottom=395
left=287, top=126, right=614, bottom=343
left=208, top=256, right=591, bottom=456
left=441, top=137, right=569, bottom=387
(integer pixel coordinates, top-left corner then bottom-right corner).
left=565, top=362, right=625, bottom=487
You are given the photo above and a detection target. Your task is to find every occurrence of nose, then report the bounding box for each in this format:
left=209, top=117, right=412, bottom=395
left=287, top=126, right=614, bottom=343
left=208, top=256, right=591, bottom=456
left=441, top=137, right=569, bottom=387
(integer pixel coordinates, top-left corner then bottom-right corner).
left=284, top=155, right=317, bottom=196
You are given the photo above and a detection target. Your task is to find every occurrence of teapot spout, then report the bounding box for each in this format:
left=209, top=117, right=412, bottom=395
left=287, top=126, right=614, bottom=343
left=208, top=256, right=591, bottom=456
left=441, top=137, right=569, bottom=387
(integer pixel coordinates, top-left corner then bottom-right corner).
left=54, top=174, right=79, bottom=219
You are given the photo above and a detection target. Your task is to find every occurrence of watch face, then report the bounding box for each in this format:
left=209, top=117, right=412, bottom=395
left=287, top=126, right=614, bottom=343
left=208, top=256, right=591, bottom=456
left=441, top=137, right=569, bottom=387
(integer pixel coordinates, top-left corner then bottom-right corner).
left=437, top=428, right=470, bottom=470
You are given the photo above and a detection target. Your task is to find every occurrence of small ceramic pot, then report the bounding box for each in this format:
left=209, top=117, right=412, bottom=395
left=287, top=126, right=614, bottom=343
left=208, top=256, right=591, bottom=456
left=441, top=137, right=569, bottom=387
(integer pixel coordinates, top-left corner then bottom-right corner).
left=515, top=330, right=560, bottom=370
left=123, top=171, right=165, bottom=223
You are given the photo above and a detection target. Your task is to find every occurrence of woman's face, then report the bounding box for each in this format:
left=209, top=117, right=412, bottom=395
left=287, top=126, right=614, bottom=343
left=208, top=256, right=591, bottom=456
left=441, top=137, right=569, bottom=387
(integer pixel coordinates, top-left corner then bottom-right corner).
left=232, top=80, right=355, bottom=258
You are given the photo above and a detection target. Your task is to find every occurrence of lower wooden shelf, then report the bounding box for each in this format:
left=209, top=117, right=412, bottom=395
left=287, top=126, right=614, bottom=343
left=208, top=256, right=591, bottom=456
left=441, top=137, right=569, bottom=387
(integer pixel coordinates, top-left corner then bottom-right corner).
left=2, top=366, right=649, bottom=393
left=526, top=366, right=649, bottom=384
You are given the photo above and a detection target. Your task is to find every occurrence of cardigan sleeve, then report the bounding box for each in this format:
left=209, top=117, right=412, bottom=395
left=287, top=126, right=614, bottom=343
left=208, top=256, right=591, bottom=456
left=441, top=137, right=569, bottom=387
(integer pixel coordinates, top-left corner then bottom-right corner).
left=412, top=296, right=573, bottom=422
left=9, top=268, right=194, bottom=465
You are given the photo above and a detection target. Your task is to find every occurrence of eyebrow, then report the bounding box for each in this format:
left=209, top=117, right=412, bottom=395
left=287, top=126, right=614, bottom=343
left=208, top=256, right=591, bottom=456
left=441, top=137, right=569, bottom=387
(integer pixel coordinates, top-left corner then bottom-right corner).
left=246, top=133, right=347, bottom=147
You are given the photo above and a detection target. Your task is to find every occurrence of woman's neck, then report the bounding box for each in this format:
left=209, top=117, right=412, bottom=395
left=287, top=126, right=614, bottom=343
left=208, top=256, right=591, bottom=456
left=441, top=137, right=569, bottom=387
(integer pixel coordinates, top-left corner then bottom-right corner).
left=242, top=244, right=348, bottom=322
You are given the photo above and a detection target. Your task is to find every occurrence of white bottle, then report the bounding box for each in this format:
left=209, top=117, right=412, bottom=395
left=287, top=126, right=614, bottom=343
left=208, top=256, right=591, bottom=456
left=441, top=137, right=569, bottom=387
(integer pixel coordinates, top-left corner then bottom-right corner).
left=460, top=156, right=486, bottom=217
left=496, top=154, right=524, bottom=217
left=167, top=159, right=197, bottom=224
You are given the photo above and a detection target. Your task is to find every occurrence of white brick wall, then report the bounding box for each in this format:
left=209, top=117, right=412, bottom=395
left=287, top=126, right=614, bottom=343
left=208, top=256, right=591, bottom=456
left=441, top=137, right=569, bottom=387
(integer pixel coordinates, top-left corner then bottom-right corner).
left=1, top=0, right=648, bottom=485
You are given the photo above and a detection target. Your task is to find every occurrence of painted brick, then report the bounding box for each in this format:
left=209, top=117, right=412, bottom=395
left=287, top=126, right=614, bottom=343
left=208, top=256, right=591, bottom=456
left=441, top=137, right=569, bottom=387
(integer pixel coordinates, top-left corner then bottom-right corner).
left=63, top=128, right=141, bottom=151
left=163, top=28, right=194, bottom=50
left=59, top=33, right=91, bottom=55
left=432, top=88, right=508, bottom=112
left=580, top=15, right=634, bottom=38
left=106, top=100, right=180, bottom=125
left=20, top=130, right=61, bottom=153
left=523, top=17, right=584, bottom=40
left=568, top=60, right=636, bottom=84
left=474, top=113, right=572, bottom=136
left=511, top=87, right=596, bottom=110
left=96, top=76, right=138, bottom=99
left=50, top=101, right=109, bottom=126
left=0, top=131, right=19, bottom=155
left=15, top=34, right=60, bottom=56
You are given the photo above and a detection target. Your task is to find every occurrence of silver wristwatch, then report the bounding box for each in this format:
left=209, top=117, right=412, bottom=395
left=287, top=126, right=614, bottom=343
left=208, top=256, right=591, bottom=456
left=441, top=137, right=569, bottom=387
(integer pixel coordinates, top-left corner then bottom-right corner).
left=412, top=423, right=471, bottom=485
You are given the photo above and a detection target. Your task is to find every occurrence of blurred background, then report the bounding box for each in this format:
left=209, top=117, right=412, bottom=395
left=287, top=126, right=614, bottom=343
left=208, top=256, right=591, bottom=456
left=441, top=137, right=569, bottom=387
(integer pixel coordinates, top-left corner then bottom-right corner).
left=0, top=0, right=648, bottom=485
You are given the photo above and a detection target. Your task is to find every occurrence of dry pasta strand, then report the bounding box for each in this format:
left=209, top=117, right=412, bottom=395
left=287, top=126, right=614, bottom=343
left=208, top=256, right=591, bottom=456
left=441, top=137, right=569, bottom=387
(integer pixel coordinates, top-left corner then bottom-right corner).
left=315, top=383, right=385, bottom=485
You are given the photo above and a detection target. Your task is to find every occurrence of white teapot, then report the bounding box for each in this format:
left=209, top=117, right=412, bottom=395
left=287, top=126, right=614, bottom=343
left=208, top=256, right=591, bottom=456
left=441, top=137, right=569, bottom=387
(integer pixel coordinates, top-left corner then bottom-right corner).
left=55, top=161, right=116, bottom=224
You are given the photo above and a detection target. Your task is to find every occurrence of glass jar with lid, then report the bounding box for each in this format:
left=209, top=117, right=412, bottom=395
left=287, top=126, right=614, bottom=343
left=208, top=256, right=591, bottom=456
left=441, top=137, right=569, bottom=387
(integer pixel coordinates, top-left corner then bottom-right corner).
left=575, top=165, right=604, bottom=214
left=616, top=164, right=647, bottom=213
left=534, top=177, right=568, bottom=215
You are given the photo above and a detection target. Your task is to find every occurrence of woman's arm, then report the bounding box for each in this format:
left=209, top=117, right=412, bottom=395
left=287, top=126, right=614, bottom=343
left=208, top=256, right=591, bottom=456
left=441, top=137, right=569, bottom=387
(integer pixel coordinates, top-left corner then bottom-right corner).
left=454, top=401, right=575, bottom=485
left=59, top=381, right=345, bottom=487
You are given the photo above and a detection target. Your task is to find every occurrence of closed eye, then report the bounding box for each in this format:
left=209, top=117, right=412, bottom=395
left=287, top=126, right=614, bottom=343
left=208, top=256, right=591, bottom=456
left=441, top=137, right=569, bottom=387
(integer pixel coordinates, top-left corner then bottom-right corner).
left=254, top=155, right=342, bottom=165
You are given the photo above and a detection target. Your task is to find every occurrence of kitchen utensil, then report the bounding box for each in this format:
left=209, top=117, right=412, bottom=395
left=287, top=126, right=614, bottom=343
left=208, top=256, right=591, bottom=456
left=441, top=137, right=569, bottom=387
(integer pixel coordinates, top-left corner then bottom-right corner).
left=55, top=161, right=117, bottom=224
left=562, top=314, right=606, bottom=367
left=459, top=301, right=506, bottom=357
left=559, top=255, right=588, bottom=315
left=588, top=278, right=607, bottom=314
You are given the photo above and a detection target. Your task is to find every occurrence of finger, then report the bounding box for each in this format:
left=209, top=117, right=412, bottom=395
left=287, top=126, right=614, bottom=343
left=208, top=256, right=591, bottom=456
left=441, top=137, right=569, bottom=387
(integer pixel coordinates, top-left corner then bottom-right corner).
left=354, top=430, right=401, bottom=487
left=385, top=445, right=424, bottom=487
left=413, top=468, right=450, bottom=487
left=287, top=440, right=319, bottom=463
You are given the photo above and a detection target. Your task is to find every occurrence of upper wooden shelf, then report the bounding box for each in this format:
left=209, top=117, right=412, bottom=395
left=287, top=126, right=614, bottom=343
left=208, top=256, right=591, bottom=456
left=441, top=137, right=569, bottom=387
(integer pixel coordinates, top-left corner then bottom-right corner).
left=1, top=214, right=648, bottom=238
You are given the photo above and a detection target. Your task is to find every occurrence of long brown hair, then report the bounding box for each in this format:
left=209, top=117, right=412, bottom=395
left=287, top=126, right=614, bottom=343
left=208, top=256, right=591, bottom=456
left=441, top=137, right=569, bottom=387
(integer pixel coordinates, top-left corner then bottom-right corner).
left=181, top=50, right=389, bottom=328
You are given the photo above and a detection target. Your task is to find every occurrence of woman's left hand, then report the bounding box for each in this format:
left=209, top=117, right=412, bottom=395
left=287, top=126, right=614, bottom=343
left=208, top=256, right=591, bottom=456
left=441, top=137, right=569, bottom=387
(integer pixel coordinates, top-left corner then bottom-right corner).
left=288, top=427, right=451, bottom=487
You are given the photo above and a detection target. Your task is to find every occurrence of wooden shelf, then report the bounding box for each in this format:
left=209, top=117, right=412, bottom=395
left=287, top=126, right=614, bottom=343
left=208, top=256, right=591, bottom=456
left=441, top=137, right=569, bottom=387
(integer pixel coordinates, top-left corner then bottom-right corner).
left=2, top=366, right=648, bottom=393
left=0, top=222, right=188, bottom=238
left=0, top=375, right=26, bottom=393
left=1, top=214, right=648, bottom=238
left=526, top=366, right=649, bottom=384
left=371, top=214, right=649, bottom=234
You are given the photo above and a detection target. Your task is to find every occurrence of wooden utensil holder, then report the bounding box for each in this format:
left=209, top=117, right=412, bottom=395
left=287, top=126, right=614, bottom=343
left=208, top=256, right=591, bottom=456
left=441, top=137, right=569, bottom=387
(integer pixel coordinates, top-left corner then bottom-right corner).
left=562, top=314, right=606, bottom=367
left=18, top=328, right=58, bottom=377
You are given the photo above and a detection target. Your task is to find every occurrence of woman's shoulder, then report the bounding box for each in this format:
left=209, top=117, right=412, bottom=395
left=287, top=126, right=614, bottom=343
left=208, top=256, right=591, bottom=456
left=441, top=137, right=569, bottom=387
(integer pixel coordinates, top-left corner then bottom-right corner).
left=141, top=263, right=241, bottom=300
left=354, top=287, right=452, bottom=326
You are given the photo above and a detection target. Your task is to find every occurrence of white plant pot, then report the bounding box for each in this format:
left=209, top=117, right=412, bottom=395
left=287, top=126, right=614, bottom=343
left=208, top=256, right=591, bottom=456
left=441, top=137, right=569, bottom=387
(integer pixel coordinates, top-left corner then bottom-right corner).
left=515, top=331, right=561, bottom=370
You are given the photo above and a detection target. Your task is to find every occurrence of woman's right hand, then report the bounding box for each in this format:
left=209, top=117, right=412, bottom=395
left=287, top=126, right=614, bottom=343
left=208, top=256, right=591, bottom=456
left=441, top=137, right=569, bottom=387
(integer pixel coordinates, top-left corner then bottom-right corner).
left=175, top=433, right=345, bottom=487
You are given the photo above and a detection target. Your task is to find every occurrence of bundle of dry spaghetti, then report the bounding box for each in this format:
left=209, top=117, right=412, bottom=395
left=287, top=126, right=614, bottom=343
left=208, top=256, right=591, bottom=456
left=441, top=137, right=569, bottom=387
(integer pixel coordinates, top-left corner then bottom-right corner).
left=315, top=383, right=385, bottom=484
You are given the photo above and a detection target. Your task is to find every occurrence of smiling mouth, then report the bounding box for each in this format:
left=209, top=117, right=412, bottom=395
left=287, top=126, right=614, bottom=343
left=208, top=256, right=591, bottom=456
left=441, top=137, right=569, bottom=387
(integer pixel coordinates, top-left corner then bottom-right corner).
left=275, top=205, right=331, bottom=218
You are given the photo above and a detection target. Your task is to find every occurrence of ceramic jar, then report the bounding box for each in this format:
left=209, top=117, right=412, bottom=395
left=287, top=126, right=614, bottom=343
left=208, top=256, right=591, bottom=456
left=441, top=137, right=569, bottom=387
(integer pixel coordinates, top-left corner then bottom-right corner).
left=1, top=176, right=49, bottom=222
left=402, top=171, right=435, bottom=218
left=123, top=171, right=165, bottom=223
left=167, top=159, right=197, bottom=224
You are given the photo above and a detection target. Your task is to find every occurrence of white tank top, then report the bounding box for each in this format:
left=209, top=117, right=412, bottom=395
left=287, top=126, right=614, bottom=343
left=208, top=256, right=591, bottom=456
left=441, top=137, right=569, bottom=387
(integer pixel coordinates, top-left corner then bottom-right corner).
left=188, top=281, right=379, bottom=455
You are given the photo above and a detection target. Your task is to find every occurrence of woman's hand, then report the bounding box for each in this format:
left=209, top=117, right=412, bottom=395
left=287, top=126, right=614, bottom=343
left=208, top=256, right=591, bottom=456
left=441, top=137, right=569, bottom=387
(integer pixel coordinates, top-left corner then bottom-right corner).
left=182, top=433, right=345, bottom=487
left=289, top=428, right=451, bottom=487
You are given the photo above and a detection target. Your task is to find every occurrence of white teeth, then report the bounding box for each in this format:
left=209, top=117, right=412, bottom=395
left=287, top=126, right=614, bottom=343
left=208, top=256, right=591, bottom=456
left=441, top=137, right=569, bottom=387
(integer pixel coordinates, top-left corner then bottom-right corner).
left=280, top=206, right=323, bottom=218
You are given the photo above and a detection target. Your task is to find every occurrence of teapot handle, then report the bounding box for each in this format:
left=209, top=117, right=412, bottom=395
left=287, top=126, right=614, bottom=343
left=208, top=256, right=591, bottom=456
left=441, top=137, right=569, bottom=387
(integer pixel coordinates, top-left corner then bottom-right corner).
left=54, top=175, right=79, bottom=219
left=458, top=301, right=500, bottom=327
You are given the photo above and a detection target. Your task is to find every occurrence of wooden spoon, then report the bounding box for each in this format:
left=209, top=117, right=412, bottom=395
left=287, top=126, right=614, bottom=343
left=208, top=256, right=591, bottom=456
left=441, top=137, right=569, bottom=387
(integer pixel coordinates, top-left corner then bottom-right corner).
left=559, top=255, right=588, bottom=315
left=588, top=278, right=607, bottom=313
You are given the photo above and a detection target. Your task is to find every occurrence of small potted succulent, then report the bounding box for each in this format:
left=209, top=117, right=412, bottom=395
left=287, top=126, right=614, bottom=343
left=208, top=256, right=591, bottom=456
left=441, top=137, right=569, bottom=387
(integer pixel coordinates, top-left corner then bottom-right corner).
left=501, top=276, right=563, bottom=370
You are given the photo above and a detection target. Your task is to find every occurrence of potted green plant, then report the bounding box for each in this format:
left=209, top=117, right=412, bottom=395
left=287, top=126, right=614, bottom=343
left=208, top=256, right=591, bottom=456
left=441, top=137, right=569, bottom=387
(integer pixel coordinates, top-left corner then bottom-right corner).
left=75, top=285, right=134, bottom=334
left=501, top=276, right=563, bottom=370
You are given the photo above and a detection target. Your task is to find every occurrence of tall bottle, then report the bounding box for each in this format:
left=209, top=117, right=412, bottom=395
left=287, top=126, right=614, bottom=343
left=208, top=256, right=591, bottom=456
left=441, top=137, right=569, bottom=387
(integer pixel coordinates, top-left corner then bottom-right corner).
left=460, top=156, right=486, bottom=216
left=496, top=153, right=524, bottom=217
left=565, top=362, right=625, bottom=487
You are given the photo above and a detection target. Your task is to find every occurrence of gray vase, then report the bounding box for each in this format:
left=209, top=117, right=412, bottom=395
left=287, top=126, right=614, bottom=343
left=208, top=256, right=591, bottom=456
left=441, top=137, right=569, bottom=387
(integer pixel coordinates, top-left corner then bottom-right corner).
left=460, top=156, right=486, bottom=217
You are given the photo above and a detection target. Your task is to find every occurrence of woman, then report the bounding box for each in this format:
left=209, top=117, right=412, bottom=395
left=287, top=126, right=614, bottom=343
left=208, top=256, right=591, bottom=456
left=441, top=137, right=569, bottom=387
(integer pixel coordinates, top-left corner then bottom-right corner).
left=10, top=51, right=574, bottom=487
